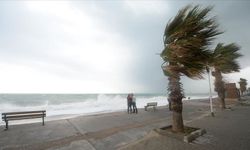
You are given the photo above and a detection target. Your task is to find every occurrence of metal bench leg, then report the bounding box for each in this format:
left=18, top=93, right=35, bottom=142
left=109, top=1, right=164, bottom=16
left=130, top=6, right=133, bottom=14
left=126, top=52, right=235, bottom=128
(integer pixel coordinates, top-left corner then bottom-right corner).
left=5, top=121, right=8, bottom=130
left=42, top=117, right=45, bottom=126
left=42, top=112, right=45, bottom=126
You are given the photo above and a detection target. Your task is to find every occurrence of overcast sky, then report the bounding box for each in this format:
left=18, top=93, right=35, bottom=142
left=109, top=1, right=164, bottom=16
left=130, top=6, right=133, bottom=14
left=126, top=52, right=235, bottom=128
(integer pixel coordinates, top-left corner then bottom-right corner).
left=0, top=0, right=249, bottom=94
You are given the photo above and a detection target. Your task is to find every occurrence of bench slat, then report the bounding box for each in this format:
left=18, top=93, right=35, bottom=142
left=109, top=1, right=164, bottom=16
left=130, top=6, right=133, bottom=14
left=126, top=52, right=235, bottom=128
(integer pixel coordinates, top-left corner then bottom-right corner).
left=2, top=110, right=46, bottom=115
left=3, top=112, right=46, bottom=117
left=5, top=116, right=45, bottom=121
left=147, top=102, right=157, bottom=106
left=2, top=114, right=46, bottom=120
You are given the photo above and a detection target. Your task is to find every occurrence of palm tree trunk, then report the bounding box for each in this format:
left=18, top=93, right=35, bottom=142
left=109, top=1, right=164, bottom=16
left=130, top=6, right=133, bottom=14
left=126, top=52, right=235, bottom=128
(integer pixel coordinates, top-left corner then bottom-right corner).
left=219, top=92, right=226, bottom=109
left=213, top=69, right=226, bottom=109
left=240, top=86, right=243, bottom=96
left=168, top=73, right=184, bottom=132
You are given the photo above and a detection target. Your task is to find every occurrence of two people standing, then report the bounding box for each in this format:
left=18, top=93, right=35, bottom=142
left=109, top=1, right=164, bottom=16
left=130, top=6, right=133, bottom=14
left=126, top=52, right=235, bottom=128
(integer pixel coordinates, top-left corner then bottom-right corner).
left=127, top=93, right=138, bottom=114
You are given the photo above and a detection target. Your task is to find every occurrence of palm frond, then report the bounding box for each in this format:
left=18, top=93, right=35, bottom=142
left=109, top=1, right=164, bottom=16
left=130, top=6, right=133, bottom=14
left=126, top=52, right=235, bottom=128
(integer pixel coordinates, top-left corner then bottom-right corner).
left=161, top=4, right=222, bottom=79
left=211, top=43, right=242, bottom=73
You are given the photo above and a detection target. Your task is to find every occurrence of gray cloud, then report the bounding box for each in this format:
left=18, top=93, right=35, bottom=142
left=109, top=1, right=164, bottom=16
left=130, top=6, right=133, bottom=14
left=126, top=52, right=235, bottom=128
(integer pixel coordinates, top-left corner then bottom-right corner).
left=0, top=0, right=249, bottom=93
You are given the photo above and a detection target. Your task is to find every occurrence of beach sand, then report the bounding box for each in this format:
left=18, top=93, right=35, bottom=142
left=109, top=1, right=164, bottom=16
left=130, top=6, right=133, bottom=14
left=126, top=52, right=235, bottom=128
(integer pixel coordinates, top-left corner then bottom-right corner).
left=1, top=97, right=249, bottom=150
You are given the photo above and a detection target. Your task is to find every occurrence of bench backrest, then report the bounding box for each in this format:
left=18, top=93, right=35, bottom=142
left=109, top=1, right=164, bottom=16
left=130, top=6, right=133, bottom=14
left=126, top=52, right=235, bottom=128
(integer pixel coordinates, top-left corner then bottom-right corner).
left=2, top=110, right=46, bottom=121
left=147, top=102, right=157, bottom=106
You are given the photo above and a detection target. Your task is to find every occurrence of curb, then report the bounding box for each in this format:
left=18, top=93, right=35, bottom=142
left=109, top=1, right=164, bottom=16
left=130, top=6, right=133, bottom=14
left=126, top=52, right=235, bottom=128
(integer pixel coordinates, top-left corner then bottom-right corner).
left=183, top=129, right=206, bottom=143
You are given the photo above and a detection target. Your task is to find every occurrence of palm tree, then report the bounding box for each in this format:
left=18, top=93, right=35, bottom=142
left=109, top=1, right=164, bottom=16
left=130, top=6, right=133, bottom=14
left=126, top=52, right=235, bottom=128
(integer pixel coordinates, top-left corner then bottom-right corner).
left=209, top=43, right=241, bottom=109
left=161, top=5, right=221, bottom=132
left=238, top=78, right=247, bottom=95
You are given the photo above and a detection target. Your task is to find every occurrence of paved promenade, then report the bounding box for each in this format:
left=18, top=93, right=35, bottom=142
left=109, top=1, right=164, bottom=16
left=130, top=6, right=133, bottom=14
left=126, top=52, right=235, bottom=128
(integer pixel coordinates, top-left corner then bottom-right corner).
left=0, top=97, right=250, bottom=150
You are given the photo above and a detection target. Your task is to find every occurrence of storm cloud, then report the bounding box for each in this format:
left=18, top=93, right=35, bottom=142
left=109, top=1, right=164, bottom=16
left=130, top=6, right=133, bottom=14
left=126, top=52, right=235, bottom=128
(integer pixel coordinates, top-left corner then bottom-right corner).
left=0, top=0, right=249, bottom=93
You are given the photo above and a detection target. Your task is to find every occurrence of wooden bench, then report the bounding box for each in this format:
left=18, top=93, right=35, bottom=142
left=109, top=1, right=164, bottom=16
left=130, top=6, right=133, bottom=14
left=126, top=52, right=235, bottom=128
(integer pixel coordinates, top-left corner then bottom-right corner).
left=144, top=102, right=157, bottom=111
left=2, top=110, right=46, bottom=130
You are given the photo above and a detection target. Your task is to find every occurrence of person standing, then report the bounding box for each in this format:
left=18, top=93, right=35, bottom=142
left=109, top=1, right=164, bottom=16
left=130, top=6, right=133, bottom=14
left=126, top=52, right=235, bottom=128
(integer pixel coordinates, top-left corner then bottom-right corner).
left=131, top=93, right=138, bottom=114
left=127, top=94, right=132, bottom=114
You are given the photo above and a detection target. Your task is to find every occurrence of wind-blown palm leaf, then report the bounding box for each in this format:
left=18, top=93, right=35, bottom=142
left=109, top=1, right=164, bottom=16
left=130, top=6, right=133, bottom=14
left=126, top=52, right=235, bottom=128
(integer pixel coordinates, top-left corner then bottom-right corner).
left=161, top=5, right=222, bottom=79
left=211, top=43, right=242, bottom=73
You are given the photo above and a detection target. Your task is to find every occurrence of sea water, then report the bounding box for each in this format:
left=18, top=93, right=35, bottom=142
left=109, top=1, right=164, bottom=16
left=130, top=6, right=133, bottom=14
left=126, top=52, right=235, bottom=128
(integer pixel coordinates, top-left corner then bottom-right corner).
left=0, top=93, right=215, bottom=124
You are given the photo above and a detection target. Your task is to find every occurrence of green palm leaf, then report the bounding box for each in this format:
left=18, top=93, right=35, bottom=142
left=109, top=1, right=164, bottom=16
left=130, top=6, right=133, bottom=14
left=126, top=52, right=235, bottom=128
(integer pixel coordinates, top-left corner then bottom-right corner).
left=161, top=5, right=222, bottom=79
left=211, top=43, right=242, bottom=73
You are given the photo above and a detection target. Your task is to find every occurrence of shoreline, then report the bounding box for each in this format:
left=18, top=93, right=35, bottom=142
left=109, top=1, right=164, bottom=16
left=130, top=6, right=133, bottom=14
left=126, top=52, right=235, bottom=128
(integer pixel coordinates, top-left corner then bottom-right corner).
left=0, top=97, right=217, bottom=126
